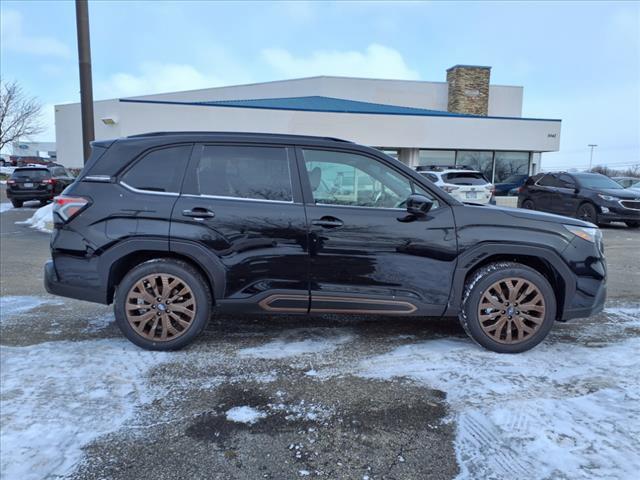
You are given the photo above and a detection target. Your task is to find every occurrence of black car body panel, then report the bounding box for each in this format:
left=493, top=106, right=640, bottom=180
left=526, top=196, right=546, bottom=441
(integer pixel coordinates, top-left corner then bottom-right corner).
left=45, top=133, right=606, bottom=323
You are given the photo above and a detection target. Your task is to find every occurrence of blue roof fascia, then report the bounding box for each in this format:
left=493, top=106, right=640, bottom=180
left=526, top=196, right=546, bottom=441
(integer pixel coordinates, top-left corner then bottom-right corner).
left=118, top=97, right=561, bottom=122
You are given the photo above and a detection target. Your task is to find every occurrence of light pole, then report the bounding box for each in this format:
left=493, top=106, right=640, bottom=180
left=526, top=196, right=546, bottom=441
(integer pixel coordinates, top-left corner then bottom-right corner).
left=76, top=0, right=95, bottom=164
left=588, top=144, right=598, bottom=171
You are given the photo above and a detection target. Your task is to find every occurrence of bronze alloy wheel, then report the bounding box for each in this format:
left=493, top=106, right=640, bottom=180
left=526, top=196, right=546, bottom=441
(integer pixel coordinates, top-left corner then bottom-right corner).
left=125, top=273, right=196, bottom=341
left=477, top=277, right=546, bottom=344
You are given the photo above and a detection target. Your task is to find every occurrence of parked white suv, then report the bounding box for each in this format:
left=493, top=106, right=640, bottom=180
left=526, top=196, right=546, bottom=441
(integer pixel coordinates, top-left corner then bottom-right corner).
left=416, top=166, right=494, bottom=204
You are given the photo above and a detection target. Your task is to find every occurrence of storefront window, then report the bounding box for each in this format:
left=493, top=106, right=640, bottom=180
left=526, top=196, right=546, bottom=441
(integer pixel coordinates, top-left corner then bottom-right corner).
left=456, top=151, right=493, bottom=182
left=493, top=152, right=530, bottom=183
left=417, top=150, right=455, bottom=167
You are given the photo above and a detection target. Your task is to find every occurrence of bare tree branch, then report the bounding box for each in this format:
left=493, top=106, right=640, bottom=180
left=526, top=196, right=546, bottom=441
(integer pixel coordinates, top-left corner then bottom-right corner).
left=0, top=80, right=45, bottom=151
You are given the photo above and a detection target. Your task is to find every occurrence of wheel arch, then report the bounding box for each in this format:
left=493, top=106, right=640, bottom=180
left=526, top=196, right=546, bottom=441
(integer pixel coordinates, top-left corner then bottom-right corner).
left=446, top=243, right=575, bottom=320
left=99, top=237, right=225, bottom=304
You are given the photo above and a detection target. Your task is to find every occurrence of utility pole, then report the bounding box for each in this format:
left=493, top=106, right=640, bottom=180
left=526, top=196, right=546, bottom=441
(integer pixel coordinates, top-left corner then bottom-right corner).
left=76, top=0, right=95, bottom=164
left=588, top=144, right=598, bottom=171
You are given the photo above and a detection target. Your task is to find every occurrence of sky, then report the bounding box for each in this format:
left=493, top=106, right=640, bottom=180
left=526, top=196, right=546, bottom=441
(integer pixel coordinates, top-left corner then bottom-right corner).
left=1, top=0, right=639, bottom=170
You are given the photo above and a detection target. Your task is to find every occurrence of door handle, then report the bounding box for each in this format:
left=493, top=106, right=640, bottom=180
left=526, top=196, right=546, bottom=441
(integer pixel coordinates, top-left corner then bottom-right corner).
left=311, top=216, right=343, bottom=228
left=182, top=208, right=215, bottom=219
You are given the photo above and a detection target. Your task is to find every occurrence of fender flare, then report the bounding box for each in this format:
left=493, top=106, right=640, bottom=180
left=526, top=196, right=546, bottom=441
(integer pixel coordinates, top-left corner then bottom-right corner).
left=444, top=242, right=575, bottom=317
left=98, top=237, right=226, bottom=301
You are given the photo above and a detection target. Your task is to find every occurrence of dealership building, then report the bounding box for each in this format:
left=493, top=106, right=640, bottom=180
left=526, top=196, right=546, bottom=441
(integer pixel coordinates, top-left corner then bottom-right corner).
left=55, top=65, right=561, bottom=182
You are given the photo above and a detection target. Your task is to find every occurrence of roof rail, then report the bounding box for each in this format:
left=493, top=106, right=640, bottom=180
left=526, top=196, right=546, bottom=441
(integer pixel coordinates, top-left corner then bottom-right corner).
left=126, top=131, right=352, bottom=143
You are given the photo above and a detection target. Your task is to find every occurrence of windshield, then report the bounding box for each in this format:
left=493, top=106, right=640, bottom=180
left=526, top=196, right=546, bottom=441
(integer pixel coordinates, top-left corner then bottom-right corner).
left=631, top=181, right=640, bottom=189
left=500, top=174, right=527, bottom=184
left=575, top=174, right=623, bottom=190
left=442, top=172, right=489, bottom=185
left=11, top=169, right=50, bottom=180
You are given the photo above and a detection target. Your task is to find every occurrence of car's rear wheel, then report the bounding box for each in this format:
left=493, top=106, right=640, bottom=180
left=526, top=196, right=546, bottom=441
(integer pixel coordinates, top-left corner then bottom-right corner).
left=459, top=262, right=556, bottom=353
left=522, top=199, right=535, bottom=210
left=577, top=202, right=597, bottom=224
left=626, top=221, right=640, bottom=229
left=10, top=199, right=23, bottom=208
left=114, top=258, right=211, bottom=350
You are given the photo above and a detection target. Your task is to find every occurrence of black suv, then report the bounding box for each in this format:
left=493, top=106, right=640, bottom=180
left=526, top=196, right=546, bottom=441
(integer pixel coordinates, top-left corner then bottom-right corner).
left=518, top=172, right=640, bottom=228
left=44, top=133, right=606, bottom=353
left=6, top=165, right=75, bottom=207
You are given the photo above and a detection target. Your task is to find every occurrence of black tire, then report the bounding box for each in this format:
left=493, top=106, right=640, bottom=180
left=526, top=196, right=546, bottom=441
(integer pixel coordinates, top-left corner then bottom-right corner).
left=459, top=262, right=556, bottom=353
left=626, top=221, right=640, bottom=229
left=522, top=199, right=535, bottom=210
left=576, top=202, right=597, bottom=224
left=11, top=199, right=23, bottom=208
left=114, top=258, right=212, bottom=351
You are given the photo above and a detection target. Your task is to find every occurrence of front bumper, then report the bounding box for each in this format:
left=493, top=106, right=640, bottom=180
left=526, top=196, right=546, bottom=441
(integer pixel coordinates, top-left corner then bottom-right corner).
left=44, top=260, right=107, bottom=304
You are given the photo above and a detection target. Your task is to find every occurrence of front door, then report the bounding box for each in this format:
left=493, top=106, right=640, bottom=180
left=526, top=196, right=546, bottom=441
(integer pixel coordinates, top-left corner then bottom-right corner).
left=297, top=148, right=458, bottom=316
left=170, top=144, right=309, bottom=311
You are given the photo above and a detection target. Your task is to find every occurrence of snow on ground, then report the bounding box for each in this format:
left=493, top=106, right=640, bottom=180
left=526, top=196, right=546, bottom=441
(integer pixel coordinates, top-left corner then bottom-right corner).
left=0, top=203, right=12, bottom=214
left=0, top=295, right=65, bottom=324
left=226, top=406, right=268, bottom=425
left=16, top=202, right=53, bottom=233
left=237, top=328, right=353, bottom=359
left=358, top=307, right=640, bottom=480
left=0, top=339, right=168, bottom=480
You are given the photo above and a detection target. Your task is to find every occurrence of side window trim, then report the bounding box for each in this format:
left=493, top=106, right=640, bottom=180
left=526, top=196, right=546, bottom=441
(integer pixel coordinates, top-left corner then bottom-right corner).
left=182, top=143, right=302, bottom=204
left=295, top=146, right=437, bottom=211
left=118, top=143, right=194, bottom=196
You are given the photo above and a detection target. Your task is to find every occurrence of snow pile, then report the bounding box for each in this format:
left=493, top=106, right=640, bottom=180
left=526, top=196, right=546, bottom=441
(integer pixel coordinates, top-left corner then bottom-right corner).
left=0, top=203, right=12, bottom=214
left=225, top=406, right=267, bottom=424
left=238, top=328, right=353, bottom=359
left=0, top=339, right=168, bottom=480
left=16, top=202, right=53, bottom=233
left=358, top=308, right=640, bottom=479
left=0, top=295, right=64, bottom=324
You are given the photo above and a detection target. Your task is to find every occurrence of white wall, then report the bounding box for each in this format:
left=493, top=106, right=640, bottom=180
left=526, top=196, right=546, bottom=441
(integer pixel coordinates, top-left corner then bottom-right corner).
left=127, top=76, right=523, bottom=117
left=115, top=101, right=560, bottom=151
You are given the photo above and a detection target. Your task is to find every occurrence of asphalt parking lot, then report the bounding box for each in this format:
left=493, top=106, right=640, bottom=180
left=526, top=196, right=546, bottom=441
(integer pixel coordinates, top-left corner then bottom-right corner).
left=1, top=192, right=639, bottom=480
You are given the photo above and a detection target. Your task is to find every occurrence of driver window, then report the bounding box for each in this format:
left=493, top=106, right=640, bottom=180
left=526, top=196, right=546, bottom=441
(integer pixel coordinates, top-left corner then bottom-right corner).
left=302, top=149, right=436, bottom=209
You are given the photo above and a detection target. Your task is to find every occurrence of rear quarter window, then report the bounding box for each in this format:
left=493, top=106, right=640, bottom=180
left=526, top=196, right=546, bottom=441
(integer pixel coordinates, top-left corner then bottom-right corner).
left=11, top=169, right=50, bottom=180
left=121, top=145, right=192, bottom=193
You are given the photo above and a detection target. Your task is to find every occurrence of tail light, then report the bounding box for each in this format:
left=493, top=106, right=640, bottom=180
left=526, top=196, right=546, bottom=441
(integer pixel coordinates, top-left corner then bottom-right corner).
left=42, top=178, right=55, bottom=185
left=53, top=195, right=90, bottom=222
left=6, top=179, right=15, bottom=185
left=442, top=185, right=460, bottom=193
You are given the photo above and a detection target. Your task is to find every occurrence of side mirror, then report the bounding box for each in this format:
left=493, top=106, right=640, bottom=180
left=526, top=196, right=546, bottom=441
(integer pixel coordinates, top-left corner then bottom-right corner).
left=406, top=194, right=433, bottom=217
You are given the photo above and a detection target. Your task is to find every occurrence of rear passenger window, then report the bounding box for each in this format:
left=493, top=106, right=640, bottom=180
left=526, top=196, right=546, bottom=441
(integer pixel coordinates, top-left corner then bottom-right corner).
left=193, top=146, right=292, bottom=201
left=122, top=145, right=192, bottom=193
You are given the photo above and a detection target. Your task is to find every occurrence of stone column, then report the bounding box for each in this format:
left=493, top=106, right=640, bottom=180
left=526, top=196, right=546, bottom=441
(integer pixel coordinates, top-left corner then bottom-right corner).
left=446, top=65, right=491, bottom=116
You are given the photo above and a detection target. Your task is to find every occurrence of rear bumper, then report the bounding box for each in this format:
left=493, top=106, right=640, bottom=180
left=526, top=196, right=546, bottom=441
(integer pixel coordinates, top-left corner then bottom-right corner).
left=7, top=189, right=53, bottom=200
left=44, top=260, right=108, bottom=304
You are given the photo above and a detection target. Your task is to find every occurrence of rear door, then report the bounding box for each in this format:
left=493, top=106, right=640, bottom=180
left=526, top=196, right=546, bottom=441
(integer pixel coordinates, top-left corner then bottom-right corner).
left=297, top=147, right=457, bottom=316
left=170, top=143, right=309, bottom=310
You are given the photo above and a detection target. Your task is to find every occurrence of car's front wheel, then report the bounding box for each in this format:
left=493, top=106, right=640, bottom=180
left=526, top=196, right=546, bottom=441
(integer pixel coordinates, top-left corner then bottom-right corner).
left=459, top=262, right=556, bottom=353
left=577, top=202, right=597, bottom=224
left=114, top=258, right=212, bottom=350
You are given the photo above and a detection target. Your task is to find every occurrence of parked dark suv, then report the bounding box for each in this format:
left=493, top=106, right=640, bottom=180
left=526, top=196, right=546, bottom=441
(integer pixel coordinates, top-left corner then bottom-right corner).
left=44, top=133, right=606, bottom=353
left=518, top=172, right=640, bottom=228
left=6, top=165, right=75, bottom=207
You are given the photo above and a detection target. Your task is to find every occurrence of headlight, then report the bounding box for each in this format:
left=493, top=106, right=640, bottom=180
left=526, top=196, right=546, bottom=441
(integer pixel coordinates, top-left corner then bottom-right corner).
left=564, top=224, right=600, bottom=243
left=598, top=194, right=619, bottom=201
